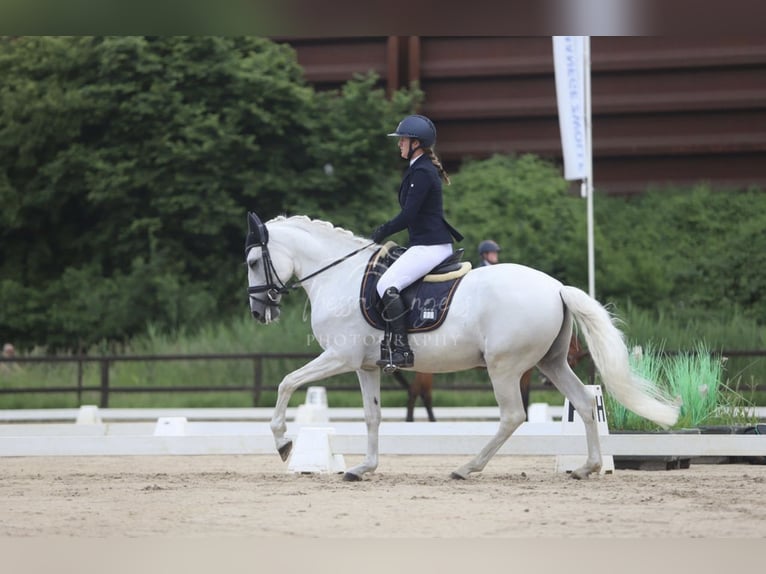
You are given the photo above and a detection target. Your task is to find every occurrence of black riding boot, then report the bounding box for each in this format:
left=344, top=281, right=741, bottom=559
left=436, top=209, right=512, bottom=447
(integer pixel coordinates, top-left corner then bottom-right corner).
left=376, top=287, right=414, bottom=370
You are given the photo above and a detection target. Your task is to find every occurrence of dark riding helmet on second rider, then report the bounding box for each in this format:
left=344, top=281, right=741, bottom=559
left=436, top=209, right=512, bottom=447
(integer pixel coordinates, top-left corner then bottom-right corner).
left=478, top=240, right=501, bottom=266
left=387, top=114, right=437, bottom=158
left=478, top=240, right=500, bottom=256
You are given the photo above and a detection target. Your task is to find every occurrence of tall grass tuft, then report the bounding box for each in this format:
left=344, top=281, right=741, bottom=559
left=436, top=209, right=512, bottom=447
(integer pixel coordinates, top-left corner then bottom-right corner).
left=665, top=342, right=723, bottom=428
left=605, top=342, right=666, bottom=431
left=605, top=341, right=757, bottom=431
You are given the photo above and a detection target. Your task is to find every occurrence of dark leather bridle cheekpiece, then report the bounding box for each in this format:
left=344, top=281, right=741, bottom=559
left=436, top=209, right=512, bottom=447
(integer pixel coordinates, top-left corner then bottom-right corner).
left=245, top=212, right=289, bottom=309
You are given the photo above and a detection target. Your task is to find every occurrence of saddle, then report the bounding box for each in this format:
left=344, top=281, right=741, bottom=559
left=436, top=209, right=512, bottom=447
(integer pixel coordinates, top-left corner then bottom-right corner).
left=359, top=242, right=472, bottom=332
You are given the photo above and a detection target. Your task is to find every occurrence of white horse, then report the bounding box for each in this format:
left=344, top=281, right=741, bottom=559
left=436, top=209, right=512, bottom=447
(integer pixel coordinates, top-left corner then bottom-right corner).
left=245, top=213, right=679, bottom=481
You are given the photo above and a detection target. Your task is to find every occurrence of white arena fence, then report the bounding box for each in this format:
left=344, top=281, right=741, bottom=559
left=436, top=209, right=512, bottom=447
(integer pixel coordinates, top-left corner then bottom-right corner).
left=0, top=403, right=763, bottom=460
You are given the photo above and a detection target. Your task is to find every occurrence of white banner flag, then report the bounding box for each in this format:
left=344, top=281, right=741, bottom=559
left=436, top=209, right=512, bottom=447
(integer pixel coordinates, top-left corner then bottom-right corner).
left=553, top=36, right=590, bottom=181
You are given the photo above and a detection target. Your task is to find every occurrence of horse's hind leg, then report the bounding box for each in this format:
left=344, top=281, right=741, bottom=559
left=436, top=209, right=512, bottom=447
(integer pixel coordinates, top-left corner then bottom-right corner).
left=420, top=373, right=436, bottom=422
left=406, top=373, right=419, bottom=422
left=451, top=364, right=526, bottom=480
left=537, top=353, right=602, bottom=479
left=392, top=371, right=415, bottom=422
left=412, top=372, right=436, bottom=422
left=520, top=369, right=532, bottom=420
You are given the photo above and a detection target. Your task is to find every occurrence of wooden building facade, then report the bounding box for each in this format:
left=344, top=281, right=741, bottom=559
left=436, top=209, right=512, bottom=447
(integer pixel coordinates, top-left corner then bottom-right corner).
left=275, top=36, right=766, bottom=194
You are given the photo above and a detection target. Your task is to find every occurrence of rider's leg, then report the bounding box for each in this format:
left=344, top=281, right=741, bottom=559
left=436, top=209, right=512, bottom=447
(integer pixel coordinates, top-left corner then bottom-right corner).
left=376, top=286, right=414, bottom=368
left=375, top=244, right=454, bottom=297
left=375, top=244, right=452, bottom=369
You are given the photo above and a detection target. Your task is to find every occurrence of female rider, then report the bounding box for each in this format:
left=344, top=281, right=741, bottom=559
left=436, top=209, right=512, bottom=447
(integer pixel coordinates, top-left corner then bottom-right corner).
left=370, top=114, right=462, bottom=369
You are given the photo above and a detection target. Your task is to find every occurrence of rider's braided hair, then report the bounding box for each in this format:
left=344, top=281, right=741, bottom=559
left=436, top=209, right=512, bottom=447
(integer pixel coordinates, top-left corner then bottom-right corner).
left=425, top=148, right=450, bottom=185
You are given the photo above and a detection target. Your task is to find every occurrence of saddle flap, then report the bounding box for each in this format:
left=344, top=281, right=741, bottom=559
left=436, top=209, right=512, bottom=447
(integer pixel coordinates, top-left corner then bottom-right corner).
left=359, top=245, right=468, bottom=333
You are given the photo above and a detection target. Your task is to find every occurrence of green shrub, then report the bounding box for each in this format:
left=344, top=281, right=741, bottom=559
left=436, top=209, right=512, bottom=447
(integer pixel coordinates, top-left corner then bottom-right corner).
left=449, top=154, right=589, bottom=285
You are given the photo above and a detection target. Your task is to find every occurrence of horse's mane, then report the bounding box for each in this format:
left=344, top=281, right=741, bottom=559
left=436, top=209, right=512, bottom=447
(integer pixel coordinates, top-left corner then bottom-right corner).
left=267, top=215, right=369, bottom=245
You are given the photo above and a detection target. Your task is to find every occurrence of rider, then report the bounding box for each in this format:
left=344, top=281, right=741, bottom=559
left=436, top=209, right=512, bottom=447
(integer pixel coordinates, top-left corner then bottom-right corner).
left=370, top=114, right=463, bottom=370
left=478, top=239, right=501, bottom=267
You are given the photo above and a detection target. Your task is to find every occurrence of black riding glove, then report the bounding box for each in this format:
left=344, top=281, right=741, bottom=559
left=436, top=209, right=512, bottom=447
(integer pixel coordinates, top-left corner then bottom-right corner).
left=371, top=224, right=388, bottom=244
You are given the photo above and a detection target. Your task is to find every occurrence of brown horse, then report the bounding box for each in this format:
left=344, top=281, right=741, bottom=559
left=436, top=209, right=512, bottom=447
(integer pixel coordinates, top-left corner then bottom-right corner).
left=395, top=334, right=588, bottom=422
left=393, top=370, right=437, bottom=422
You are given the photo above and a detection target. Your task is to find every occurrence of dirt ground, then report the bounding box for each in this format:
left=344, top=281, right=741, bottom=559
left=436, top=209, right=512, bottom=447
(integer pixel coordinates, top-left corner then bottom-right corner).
left=1, top=454, right=765, bottom=539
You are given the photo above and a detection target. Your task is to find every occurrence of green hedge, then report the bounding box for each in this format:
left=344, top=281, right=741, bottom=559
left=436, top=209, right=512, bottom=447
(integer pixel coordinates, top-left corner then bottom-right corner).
left=449, top=154, right=766, bottom=328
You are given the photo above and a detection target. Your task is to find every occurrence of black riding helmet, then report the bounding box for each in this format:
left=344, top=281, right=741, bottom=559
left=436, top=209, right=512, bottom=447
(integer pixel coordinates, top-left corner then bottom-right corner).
left=478, top=240, right=501, bottom=255
left=388, top=114, right=437, bottom=148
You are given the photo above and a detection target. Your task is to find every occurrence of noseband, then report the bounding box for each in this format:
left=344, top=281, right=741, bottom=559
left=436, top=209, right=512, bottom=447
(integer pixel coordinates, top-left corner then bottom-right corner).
left=245, top=212, right=374, bottom=309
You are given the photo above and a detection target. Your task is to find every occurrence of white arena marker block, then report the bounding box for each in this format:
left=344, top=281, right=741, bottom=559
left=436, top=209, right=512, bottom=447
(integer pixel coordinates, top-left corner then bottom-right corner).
left=555, top=385, right=615, bottom=474
left=287, top=426, right=345, bottom=474
left=294, top=386, right=330, bottom=425
left=76, top=405, right=102, bottom=425
left=305, top=386, right=328, bottom=407
left=527, top=403, right=552, bottom=423
left=153, top=417, right=188, bottom=436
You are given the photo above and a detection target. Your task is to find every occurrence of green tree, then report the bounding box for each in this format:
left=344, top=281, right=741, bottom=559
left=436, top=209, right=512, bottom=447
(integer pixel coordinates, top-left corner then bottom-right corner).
left=0, top=36, right=419, bottom=350
left=286, top=74, right=420, bottom=234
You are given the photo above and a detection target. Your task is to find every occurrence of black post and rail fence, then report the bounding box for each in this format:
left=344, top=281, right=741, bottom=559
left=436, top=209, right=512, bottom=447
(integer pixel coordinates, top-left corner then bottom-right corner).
left=1, top=350, right=765, bottom=408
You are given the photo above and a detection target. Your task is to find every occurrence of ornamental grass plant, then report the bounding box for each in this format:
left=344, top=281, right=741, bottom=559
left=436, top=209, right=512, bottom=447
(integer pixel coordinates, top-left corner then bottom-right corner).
left=605, top=341, right=757, bottom=431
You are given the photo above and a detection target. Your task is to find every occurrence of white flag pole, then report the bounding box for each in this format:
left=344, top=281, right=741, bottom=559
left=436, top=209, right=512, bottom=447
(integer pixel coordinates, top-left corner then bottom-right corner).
left=583, top=37, right=595, bottom=299
left=552, top=36, right=595, bottom=298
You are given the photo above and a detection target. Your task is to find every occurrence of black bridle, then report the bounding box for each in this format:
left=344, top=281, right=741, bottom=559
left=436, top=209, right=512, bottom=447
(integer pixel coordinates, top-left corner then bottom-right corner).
left=245, top=212, right=374, bottom=308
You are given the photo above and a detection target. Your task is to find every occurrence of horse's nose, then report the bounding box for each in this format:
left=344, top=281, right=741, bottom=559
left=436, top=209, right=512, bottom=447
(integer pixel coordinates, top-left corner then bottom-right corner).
left=251, top=309, right=261, bottom=321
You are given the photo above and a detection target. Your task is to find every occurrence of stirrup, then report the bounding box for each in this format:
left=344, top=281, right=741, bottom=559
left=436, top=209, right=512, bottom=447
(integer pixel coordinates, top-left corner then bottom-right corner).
left=382, top=362, right=398, bottom=374
left=376, top=352, right=398, bottom=372
left=376, top=348, right=414, bottom=372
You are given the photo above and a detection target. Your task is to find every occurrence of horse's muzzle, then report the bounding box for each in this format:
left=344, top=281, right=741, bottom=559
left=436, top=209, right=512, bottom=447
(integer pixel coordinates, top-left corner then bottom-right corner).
left=251, top=309, right=266, bottom=323
left=250, top=304, right=279, bottom=324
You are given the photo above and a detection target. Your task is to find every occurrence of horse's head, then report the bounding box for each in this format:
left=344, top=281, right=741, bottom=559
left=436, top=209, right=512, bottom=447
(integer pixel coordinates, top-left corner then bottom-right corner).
left=245, top=212, right=294, bottom=324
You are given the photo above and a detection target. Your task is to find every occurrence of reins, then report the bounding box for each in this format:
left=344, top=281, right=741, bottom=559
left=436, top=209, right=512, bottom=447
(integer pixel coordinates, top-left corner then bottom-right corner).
left=283, top=241, right=376, bottom=291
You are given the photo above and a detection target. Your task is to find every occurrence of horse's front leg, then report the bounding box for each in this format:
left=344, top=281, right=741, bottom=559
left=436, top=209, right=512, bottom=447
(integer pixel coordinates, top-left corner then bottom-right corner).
left=270, top=351, right=351, bottom=461
left=343, top=368, right=382, bottom=481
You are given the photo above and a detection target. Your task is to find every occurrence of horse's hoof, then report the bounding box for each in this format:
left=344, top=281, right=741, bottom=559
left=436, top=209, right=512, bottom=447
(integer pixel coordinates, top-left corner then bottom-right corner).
left=278, top=441, right=292, bottom=462
left=343, top=472, right=362, bottom=482
left=450, top=471, right=466, bottom=480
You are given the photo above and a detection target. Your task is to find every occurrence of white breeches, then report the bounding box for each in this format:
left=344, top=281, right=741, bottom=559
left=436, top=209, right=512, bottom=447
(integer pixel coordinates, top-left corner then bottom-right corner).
left=376, top=243, right=453, bottom=297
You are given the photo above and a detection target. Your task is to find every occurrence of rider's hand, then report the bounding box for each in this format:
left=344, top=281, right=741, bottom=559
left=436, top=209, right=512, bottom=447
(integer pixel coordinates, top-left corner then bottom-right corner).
left=371, top=225, right=388, bottom=244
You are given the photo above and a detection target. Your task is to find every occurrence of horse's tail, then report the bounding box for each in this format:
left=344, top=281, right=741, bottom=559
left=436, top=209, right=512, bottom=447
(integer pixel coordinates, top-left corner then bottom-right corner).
left=559, top=285, right=679, bottom=428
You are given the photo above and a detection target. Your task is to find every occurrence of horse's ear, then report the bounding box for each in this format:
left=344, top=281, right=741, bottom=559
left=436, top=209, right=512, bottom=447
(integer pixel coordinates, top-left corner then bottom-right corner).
left=245, top=212, right=268, bottom=253
left=247, top=212, right=259, bottom=235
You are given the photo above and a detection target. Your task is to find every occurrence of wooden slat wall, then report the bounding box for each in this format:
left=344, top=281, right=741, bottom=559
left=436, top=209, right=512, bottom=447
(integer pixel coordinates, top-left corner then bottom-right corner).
left=273, top=36, right=401, bottom=92
left=276, top=36, right=766, bottom=194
